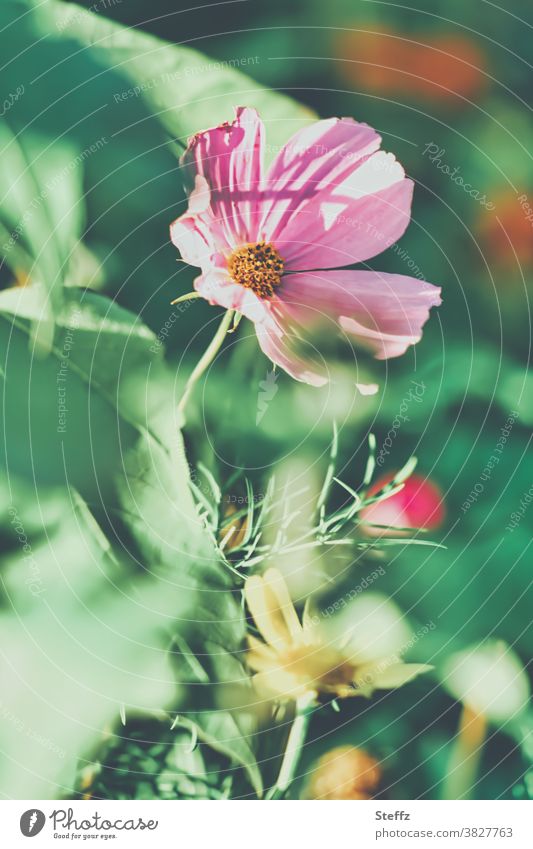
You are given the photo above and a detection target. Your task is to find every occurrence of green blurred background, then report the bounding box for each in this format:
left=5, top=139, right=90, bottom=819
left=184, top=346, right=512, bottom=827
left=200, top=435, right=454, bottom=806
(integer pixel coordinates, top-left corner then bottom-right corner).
left=0, top=0, right=531, bottom=800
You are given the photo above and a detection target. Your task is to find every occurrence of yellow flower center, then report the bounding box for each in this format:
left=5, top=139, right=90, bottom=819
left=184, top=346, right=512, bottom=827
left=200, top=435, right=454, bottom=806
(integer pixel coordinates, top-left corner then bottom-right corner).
left=227, top=241, right=284, bottom=298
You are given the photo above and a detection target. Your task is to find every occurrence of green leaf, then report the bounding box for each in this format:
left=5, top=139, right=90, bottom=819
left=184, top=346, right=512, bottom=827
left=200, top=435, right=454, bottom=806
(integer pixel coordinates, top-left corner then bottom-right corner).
left=0, top=4, right=93, bottom=347
left=0, top=485, right=180, bottom=798
left=0, top=285, right=172, bottom=489
left=0, top=121, right=83, bottom=289
left=174, top=712, right=263, bottom=799
left=45, top=1, right=315, bottom=151
left=0, top=389, right=260, bottom=798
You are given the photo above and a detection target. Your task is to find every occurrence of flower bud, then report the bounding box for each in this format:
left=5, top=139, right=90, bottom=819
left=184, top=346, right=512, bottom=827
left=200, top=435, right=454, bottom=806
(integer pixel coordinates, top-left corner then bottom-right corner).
left=441, top=640, right=530, bottom=724
left=361, top=472, right=445, bottom=534
left=306, top=746, right=381, bottom=800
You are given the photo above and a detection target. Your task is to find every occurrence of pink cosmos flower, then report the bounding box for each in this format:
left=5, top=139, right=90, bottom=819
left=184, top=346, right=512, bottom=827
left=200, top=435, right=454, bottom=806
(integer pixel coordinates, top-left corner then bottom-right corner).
left=170, top=107, right=441, bottom=388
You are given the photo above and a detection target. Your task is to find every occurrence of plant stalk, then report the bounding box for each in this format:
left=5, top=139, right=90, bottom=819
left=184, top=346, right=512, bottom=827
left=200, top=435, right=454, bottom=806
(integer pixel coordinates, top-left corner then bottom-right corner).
left=177, top=309, right=235, bottom=417
left=267, top=692, right=316, bottom=799
left=443, top=704, right=487, bottom=800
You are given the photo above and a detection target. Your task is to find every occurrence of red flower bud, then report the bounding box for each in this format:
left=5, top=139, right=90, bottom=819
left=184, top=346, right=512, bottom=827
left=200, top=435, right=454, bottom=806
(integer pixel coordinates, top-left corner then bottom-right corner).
left=361, top=473, right=445, bottom=533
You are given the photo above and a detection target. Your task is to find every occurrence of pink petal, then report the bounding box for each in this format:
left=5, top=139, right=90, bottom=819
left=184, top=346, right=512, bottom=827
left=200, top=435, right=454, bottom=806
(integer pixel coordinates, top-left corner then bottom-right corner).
left=170, top=208, right=216, bottom=271
left=260, top=118, right=413, bottom=269
left=254, top=318, right=329, bottom=387
left=181, top=106, right=265, bottom=248
left=356, top=383, right=379, bottom=396
left=276, top=270, right=441, bottom=360
left=253, top=308, right=381, bottom=391
left=194, top=269, right=269, bottom=324
left=193, top=270, right=334, bottom=386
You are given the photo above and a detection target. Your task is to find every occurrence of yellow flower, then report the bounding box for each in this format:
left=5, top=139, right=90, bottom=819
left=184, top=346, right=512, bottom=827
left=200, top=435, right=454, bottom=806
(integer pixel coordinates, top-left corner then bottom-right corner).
left=244, top=568, right=432, bottom=701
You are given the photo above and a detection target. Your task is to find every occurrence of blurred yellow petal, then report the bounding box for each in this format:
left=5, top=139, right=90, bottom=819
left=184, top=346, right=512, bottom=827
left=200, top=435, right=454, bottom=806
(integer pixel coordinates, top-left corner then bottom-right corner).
left=263, top=568, right=303, bottom=641
left=253, top=668, right=314, bottom=701
left=244, top=574, right=291, bottom=649
left=247, top=635, right=279, bottom=672
left=245, top=573, right=431, bottom=703
left=302, top=598, right=321, bottom=644
left=370, top=662, right=433, bottom=690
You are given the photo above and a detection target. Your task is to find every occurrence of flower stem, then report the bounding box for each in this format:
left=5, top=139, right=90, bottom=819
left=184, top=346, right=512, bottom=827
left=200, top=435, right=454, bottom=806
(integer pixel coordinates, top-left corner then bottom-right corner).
left=443, top=704, right=487, bottom=800
left=178, top=309, right=235, bottom=417
left=267, top=692, right=317, bottom=800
